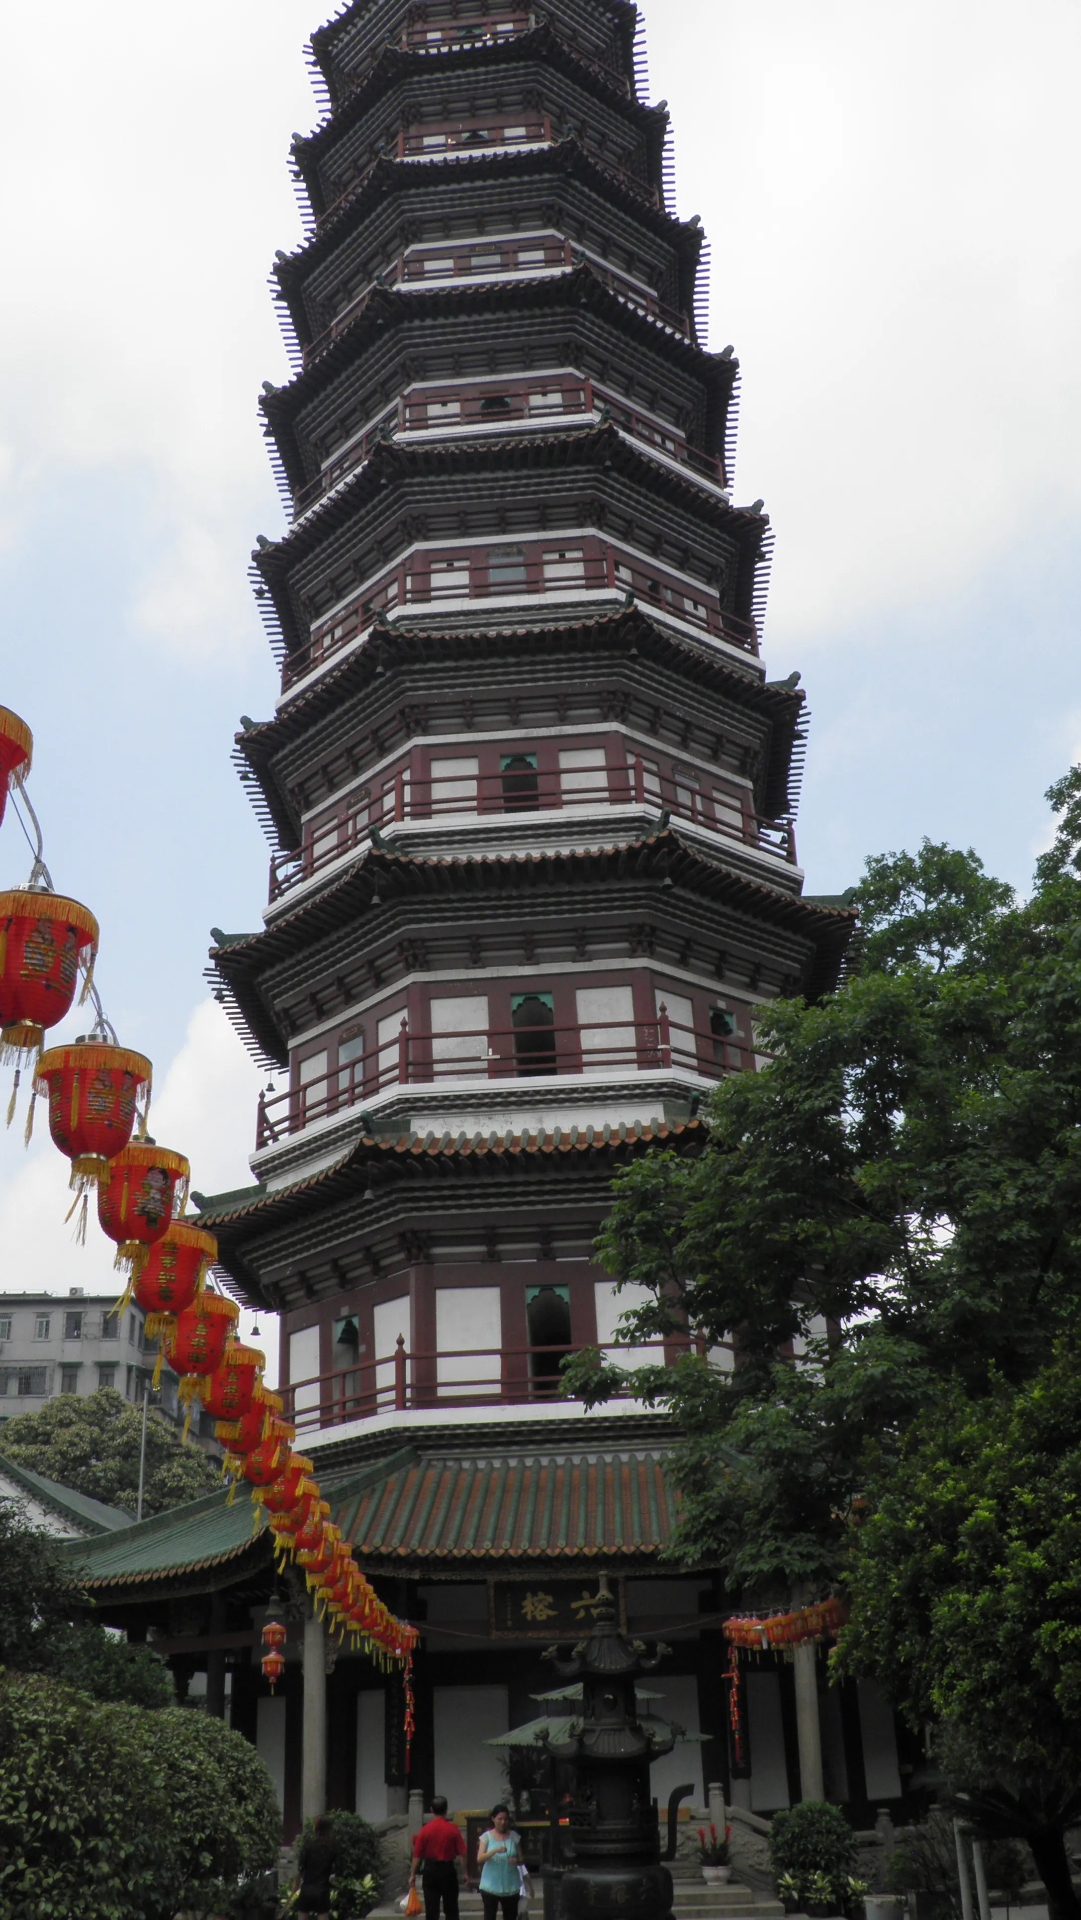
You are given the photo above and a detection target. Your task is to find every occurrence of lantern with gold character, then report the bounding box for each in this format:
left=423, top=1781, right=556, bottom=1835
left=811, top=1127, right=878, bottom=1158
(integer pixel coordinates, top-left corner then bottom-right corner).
left=98, top=1140, right=189, bottom=1282
left=33, top=1042, right=151, bottom=1221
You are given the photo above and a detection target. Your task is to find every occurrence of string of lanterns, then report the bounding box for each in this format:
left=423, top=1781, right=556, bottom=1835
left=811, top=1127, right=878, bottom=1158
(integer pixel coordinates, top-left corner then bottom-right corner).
left=722, top=1597, right=848, bottom=1651
left=0, top=703, right=419, bottom=1695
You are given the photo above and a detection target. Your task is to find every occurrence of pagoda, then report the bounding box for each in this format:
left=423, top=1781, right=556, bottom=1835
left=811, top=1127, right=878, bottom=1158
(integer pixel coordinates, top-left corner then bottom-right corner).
left=178, top=0, right=876, bottom=1837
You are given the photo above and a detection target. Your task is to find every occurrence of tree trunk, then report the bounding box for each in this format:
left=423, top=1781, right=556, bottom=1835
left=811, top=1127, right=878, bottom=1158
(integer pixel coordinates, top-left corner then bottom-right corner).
left=1028, top=1828, right=1081, bottom=1920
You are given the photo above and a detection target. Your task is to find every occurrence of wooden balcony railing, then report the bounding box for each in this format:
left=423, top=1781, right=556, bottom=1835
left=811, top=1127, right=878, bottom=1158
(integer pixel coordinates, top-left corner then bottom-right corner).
left=267, top=768, right=796, bottom=903
left=280, top=1332, right=730, bottom=1431
left=282, top=548, right=755, bottom=690
left=256, top=1010, right=750, bottom=1151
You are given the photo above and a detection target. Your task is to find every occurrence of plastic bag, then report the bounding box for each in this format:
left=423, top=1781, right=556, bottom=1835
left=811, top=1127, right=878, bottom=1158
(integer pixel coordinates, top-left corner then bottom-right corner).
left=402, top=1889, right=423, bottom=1916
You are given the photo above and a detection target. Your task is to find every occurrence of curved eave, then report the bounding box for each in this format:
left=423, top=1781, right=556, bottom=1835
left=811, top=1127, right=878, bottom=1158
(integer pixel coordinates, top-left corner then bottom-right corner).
left=296, top=26, right=666, bottom=217
left=311, top=0, right=640, bottom=105
left=254, top=424, right=767, bottom=656
left=208, top=827, right=856, bottom=1066
left=199, top=1117, right=707, bottom=1303
left=236, top=607, right=802, bottom=849
left=261, top=267, right=734, bottom=494
left=273, top=140, right=702, bottom=348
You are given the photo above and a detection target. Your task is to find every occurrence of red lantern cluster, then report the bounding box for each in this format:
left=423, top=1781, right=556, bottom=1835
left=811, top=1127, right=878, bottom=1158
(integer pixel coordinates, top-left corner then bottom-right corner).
left=722, top=1597, right=849, bottom=1651
left=0, top=701, right=418, bottom=1695
left=260, top=1606, right=287, bottom=1691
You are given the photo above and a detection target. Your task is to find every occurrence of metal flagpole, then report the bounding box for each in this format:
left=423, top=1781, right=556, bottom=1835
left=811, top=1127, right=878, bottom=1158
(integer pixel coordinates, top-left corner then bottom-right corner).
left=136, top=1382, right=149, bottom=1522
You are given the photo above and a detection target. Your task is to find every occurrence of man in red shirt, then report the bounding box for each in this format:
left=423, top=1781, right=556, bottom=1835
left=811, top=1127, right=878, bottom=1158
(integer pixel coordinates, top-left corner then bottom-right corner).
left=411, top=1797, right=467, bottom=1920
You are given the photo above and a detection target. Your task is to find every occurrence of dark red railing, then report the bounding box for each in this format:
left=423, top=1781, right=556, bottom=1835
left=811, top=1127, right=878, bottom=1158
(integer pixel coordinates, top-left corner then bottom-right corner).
left=282, top=548, right=755, bottom=690
left=256, top=1010, right=750, bottom=1150
left=280, top=1332, right=730, bottom=1431
left=267, top=768, right=796, bottom=903
left=293, top=380, right=721, bottom=517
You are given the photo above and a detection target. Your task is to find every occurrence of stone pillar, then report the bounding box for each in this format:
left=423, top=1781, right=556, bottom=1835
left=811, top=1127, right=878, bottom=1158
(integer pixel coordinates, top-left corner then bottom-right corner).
left=408, top=1788, right=425, bottom=1835
left=708, top=1784, right=726, bottom=1832
left=302, top=1608, right=327, bottom=1823
left=792, top=1641, right=824, bottom=1802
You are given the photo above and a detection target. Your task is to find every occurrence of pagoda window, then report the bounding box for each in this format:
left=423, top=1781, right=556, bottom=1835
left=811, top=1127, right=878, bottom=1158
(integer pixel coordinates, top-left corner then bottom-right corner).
left=289, top=1325, right=321, bottom=1420
left=517, top=248, right=549, bottom=268
left=435, top=1287, right=502, bottom=1396
left=479, top=392, right=513, bottom=414
left=500, top=752, right=539, bottom=809
left=377, top=1009, right=408, bottom=1086
left=431, top=994, right=489, bottom=1076
left=712, top=789, right=745, bottom=838
left=296, top=1049, right=330, bottom=1125
left=470, top=249, right=504, bottom=270
left=487, top=547, right=528, bottom=591
left=559, top=746, right=608, bottom=806
left=656, top=988, right=697, bottom=1072
left=337, top=1025, right=366, bottom=1096
left=511, top=990, right=556, bottom=1076
left=542, top=546, right=586, bottom=588
left=427, top=397, right=462, bottom=424
left=710, top=1006, right=741, bottom=1069
left=594, top=1279, right=656, bottom=1367
left=430, top=755, right=479, bottom=813
left=428, top=557, right=471, bottom=602
left=672, top=763, right=702, bottom=824
left=309, top=818, right=340, bottom=871
left=526, top=1283, right=571, bottom=1395
left=576, top=984, right=635, bottom=1068
left=528, top=386, right=565, bottom=413
left=373, top=1296, right=409, bottom=1403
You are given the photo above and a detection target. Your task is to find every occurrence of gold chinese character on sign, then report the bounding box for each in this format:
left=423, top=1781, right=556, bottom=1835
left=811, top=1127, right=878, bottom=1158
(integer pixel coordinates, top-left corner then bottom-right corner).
left=520, top=1590, right=557, bottom=1622
left=571, top=1588, right=604, bottom=1618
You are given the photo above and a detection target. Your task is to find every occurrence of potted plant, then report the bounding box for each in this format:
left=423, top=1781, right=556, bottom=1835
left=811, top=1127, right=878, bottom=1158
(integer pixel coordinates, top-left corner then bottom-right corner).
left=697, top=1823, right=733, bottom=1885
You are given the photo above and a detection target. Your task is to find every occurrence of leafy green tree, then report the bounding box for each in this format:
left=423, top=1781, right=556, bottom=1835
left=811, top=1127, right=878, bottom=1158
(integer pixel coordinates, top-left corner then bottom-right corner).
left=838, top=1356, right=1081, bottom=1920
left=34, top=1621, right=174, bottom=1709
left=0, top=1496, right=86, bottom=1668
left=0, top=1386, right=220, bottom=1516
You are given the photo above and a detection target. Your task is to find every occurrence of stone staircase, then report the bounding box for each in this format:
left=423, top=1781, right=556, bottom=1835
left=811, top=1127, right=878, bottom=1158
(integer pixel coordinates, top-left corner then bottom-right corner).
left=369, top=1877, right=782, bottom=1920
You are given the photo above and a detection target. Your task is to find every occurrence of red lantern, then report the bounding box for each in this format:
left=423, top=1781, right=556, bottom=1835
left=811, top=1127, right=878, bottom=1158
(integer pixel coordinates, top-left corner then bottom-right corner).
left=217, top=1385, right=283, bottom=1476
left=0, top=708, right=32, bottom=832
left=242, top=1417, right=295, bottom=1488
left=34, top=1043, right=151, bottom=1194
left=163, top=1289, right=237, bottom=1380
left=196, top=1339, right=264, bottom=1422
left=98, top=1141, right=189, bottom=1280
left=260, top=1602, right=287, bottom=1693
left=256, top=1457, right=314, bottom=1517
left=0, top=890, right=98, bottom=1092
left=289, top=1498, right=330, bottom=1558
left=135, top=1222, right=213, bottom=1340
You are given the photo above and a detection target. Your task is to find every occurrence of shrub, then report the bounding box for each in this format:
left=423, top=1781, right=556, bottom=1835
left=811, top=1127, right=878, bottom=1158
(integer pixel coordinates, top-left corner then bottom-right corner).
left=770, top=1801, right=858, bottom=1909
left=885, top=1814, right=1027, bottom=1920
left=34, top=1622, right=174, bottom=1709
left=0, top=1670, right=281, bottom=1920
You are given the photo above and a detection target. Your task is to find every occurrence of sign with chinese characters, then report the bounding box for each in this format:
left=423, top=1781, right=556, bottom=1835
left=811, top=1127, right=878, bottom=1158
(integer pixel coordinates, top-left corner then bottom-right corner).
left=489, top=1578, right=627, bottom=1638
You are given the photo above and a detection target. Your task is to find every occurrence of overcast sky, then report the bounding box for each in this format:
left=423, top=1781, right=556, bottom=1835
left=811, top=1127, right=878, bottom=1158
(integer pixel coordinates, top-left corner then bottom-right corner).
left=1, top=0, right=1078, bottom=1360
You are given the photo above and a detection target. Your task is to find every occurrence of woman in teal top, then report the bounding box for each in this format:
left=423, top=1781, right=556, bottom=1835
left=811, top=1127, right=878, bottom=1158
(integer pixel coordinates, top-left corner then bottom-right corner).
left=477, top=1805, right=530, bottom=1920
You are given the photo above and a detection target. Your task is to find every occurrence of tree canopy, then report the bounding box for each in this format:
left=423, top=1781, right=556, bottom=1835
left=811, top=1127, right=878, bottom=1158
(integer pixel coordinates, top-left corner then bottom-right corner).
left=0, top=1387, right=221, bottom=1516
left=563, top=775, right=1081, bottom=1915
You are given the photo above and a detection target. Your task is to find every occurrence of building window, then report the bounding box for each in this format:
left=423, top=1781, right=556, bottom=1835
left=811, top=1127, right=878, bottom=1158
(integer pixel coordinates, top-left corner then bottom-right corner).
left=338, top=1025, right=366, bottom=1094
left=0, top=1316, right=11, bottom=1341
left=16, top=1369, right=47, bottom=1397
left=59, top=1365, right=80, bottom=1395
left=98, top=1363, right=117, bottom=1391
left=34, top=1314, right=51, bottom=1341
left=512, top=991, right=557, bottom=1076
left=526, top=1284, right=571, bottom=1394
left=501, top=752, right=539, bottom=810
left=487, top=547, right=528, bottom=592
left=64, top=1311, right=83, bottom=1341
left=101, top=1313, right=118, bottom=1340
left=128, top=1316, right=138, bottom=1345
left=711, top=1006, right=740, bottom=1067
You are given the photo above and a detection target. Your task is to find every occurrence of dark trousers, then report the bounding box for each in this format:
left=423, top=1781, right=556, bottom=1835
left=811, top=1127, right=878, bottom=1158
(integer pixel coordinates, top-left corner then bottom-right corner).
left=481, top=1895, right=520, bottom=1920
left=424, top=1861, right=461, bottom=1920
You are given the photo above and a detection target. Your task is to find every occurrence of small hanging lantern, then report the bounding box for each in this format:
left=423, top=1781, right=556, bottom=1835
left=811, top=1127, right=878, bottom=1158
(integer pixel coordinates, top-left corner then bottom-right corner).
left=98, top=1140, right=189, bottom=1282
left=254, top=1456, right=315, bottom=1520
left=260, top=1595, right=287, bottom=1693
left=196, top=1338, right=264, bottom=1423
left=0, top=891, right=98, bottom=1120
left=33, top=1042, right=151, bottom=1229
left=161, top=1291, right=239, bottom=1437
left=0, top=708, right=32, bottom=832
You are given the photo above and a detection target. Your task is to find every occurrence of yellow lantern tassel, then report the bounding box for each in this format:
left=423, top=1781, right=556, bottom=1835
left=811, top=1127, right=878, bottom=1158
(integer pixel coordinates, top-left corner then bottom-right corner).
left=64, top=1190, right=89, bottom=1245
left=151, top=1344, right=165, bottom=1390
left=182, top=1399, right=193, bottom=1443
left=23, top=1086, right=35, bottom=1146
left=6, top=1067, right=19, bottom=1130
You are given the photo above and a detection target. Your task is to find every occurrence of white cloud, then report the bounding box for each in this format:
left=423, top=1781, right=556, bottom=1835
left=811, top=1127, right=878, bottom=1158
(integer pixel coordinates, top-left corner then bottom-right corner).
left=149, top=998, right=262, bottom=1200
